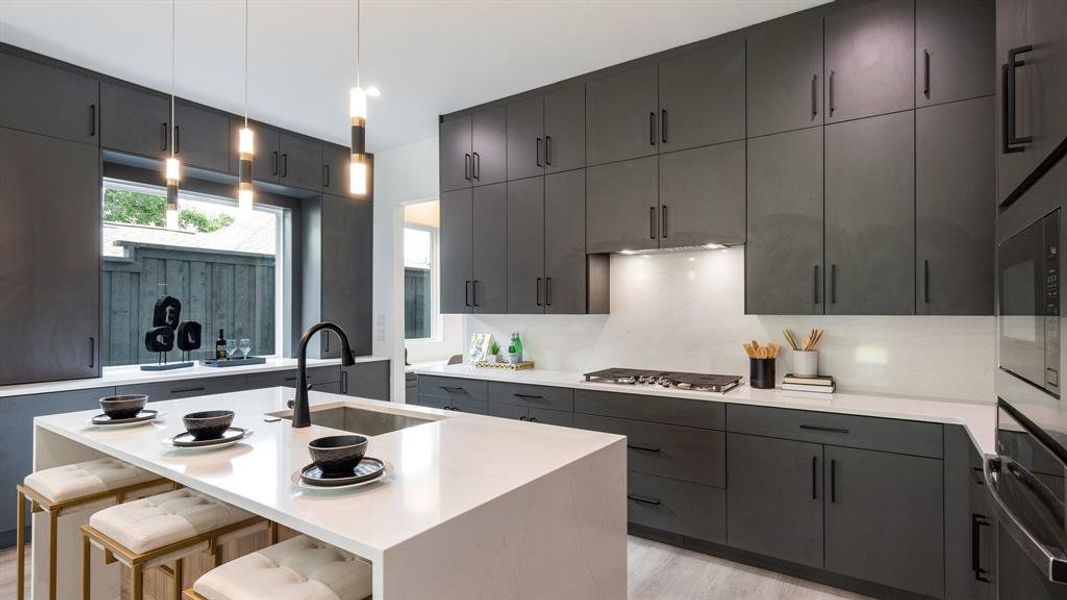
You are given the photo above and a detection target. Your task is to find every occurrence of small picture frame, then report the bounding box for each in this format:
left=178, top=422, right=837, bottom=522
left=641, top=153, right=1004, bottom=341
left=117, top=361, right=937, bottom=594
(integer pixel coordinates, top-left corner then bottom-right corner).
left=467, top=333, right=492, bottom=363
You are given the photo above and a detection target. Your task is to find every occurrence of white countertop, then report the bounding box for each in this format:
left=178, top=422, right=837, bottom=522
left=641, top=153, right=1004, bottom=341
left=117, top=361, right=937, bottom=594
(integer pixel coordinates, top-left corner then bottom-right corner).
left=33, top=388, right=623, bottom=562
left=0, top=356, right=390, bottom=398
left=415, top=363, right=998, bottom=455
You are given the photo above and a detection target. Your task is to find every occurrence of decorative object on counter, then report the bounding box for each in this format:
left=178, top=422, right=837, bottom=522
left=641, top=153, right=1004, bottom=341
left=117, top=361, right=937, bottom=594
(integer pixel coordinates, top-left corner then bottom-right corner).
left=783, top=328, right=824, bottom=378
left=475, top=360, right=535, bottom=370
left=782, top=374, right=836, bottom=394
left=141, top=290, right=196, bottom=371
left=182, top=410, right=235, bottom=440
left=166, top=427, right=252, bottom=449
left=175, top=321, right=202, bottom=355
left=467, top=332, right=492, bottom=363
left=216, top=328, right=228, bottom=360
left=90, top=409, right=160, bottom=427
left=507, top=331, right=524, bottom=363
left=488, top=340, right=502, bottom=363
left=743, top=340, right=779, bottom=390
left=202, top=355, right=267, bottom=367
left=99, top=394, right=148, bottom=419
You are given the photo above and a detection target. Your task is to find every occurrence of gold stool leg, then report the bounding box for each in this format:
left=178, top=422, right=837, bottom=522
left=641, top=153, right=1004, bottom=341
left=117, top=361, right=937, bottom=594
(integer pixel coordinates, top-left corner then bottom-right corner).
left=16, top=489, right=26, bottom=600
left=172, top=559, right=184, bottom=600
left=132, top=564, right=144, bottom=600
left=48, top=510, right=58, bottom=600
left=81, top=534, right=91, bottom=600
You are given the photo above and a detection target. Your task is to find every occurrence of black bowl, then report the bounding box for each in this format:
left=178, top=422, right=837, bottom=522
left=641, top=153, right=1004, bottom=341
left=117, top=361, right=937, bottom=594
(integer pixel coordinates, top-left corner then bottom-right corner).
left=308, top=435, right=368, bottom=476
left=99, top=395, right=148, bottom=419
left=182, top=410, right=235, bottom=440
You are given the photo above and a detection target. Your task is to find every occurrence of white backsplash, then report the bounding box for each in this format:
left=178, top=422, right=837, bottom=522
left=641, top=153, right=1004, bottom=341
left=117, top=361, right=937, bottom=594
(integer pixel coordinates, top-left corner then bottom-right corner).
left=465, top=247, right=995, bottom=402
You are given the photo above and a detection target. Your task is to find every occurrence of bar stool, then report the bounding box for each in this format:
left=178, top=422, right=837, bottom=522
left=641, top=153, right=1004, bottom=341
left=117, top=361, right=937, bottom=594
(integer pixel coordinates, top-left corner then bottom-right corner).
left=80, top=488, right=274, bottom=600
left=16, top=457, right=168, bottom=600
left=183, top=534, right=372, bottom=600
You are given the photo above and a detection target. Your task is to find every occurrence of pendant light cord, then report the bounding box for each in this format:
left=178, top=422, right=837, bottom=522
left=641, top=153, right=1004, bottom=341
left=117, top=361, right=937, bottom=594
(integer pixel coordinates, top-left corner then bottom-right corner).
left=244, top=0, right=249, bottom=126
left=355, top=0, right=361, bottom=87
left=170, top=0, right=176, bottom=158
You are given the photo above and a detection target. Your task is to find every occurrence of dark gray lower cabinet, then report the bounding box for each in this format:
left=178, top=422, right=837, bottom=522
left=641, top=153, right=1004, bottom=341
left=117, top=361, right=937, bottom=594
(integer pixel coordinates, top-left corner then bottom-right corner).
left=658, top=141, right=745, bottom=248
left=628, top=472, right=725, bottom=544
left=342, top=360, right=391, bottom=401
left=825, top=110, right=915, bottom=315
left=746, top=127, right=824, bottom=315
left=116, top=375, right=249, bottom=401
left=824, top=445, right=945, bottom=598
left=586, top=156, right=659, bottom=253
left=945, top=425, right=996, bottom=600
left=726, top=433, right=823, bottom=568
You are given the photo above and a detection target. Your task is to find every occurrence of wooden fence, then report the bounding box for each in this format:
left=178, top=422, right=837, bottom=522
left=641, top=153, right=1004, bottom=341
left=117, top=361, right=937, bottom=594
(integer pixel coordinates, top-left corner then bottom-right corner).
left=102, top=242, right=275, bottom=366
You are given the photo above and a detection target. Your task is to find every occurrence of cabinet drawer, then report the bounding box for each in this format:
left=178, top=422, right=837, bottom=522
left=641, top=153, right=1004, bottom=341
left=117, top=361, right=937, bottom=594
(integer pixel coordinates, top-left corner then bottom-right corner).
left=245, top=366, right=339, bottom=389
left=489, top=402, right=527, bottom=421
left=574, top=389, right=724, bottom=430
left=727, top=405, right=943, bottom=459
left=488, top=382, right=573, bottom=412
left=575, top=414, right=724, bottom=487
left=418, top=376, right=488, bottom=402
left=628, top=472, right=725, bottom=543
left=116, top=375, right=247, bottom=402
left=528, top=407, right=574, bottom=428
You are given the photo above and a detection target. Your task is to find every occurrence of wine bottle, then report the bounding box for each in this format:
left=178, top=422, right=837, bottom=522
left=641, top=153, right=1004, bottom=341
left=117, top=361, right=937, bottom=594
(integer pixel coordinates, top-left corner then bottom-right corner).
left=216, top=329, right=227, bottom=360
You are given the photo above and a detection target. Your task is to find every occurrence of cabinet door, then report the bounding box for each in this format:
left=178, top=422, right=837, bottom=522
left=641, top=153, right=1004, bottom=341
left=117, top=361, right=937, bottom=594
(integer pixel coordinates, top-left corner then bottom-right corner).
left=489, top=402, right=528, bottom=421
left=658, top=140, right=745, bottom=248
left=342, top=361, right=390, bottom=401
left=945, top=426, right=997, bottom=600
left=746, top=12, right=823, bottom=137
left=0, top=129, right=100, bottom=385
left=439, top=188, right=473, bottom=314
left=322, top=145, right=350, bottom=196
left=916, top=0, right=994, bottom=107
left=824, top=445, right=945, bottom=598
left=746, top=127, right=824, bottom=315
left=825, top=0, right=915, bottom=123
left=174, top=101, right=230, bottom=173
left=544, top=85, right=585, bottom=173
left=917, top=97, right=995, bottom=315
left=825, top=111, right=915, bottom=315
left=471, top=107, right=506, bottom=186
left=0, top=53, right=99, bottom=145
left=544, top=169, right=587, bottom=314
left=471, top=183, right=508, bottom=313
left=100, top=82, right=169, bottom=158
left=586, top=64, right=658, bottom=165
left=322, top=194, right=373, bottom=356
left=726, top=434, right=823, bottom=568
left=659, top=37, right=745, bottom=151
left=507, top=177, right=545, bottom=314
left=506, top=96, right=544, bottom=181
left=279, top=132, right=323, bottom=191
left=230, top=119, right=280, bottom=183
left=586, top=156, right=659, bottom=253
left=440, top=116, right=471, bottom=192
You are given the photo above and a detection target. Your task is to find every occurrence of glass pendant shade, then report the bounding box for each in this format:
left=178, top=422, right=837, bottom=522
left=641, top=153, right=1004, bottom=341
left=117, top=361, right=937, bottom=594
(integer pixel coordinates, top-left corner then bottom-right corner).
left=350, top=154, right=368, bottom=195
left=238, top=127, right=254, bottom=211
left=350, top=86, right=368, bottom=121
left=165, top=157, right=181, bottom=228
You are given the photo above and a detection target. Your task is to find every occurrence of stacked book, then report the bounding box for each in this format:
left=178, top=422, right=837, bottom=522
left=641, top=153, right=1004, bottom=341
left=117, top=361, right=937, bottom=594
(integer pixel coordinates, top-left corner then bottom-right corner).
left=781, top=374, right=835, bottom=394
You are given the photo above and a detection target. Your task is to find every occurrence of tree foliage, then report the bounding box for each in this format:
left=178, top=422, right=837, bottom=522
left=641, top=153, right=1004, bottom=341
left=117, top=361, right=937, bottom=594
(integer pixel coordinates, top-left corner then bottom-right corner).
left=103, top=189, right=234, bottom=233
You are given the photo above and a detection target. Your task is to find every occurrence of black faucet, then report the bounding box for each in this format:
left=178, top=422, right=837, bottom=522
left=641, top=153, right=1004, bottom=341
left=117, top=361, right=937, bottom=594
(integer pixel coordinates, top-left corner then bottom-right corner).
left=292, top=321, right=356, bottom=428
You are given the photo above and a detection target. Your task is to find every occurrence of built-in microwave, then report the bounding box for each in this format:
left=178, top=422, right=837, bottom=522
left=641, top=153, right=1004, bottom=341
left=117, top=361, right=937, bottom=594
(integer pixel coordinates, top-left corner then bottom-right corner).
left=999, top=209, right=1061, bottom=396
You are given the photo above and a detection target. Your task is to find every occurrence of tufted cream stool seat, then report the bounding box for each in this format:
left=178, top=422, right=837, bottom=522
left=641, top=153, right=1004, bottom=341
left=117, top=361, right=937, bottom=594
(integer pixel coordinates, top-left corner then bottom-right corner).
left=185, top=535, right=372, bottom=600
left=81, top=488, right=273, bottom=600
left=16, top=457, right=168, bottom=600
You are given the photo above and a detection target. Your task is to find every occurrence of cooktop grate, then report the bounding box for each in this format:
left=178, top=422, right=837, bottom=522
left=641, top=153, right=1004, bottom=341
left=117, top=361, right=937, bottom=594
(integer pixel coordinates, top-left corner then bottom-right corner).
left=583, top=368, right=742, bottom=393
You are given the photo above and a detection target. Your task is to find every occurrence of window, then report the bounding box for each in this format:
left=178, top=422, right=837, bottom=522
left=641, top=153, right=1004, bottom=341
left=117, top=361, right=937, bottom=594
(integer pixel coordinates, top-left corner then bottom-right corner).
left=100, top=180, right=286, bottom=366
left=404, top=200, right=440, bottom=341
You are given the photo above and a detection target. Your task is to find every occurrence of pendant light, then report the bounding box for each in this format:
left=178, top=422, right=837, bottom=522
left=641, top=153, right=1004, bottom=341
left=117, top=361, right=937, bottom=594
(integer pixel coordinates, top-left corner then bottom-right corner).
left=164, top=0, right=181, bottom=229
left=237, top=0, right=254, bottom=212
left=349, top=0, right=373, bottom=196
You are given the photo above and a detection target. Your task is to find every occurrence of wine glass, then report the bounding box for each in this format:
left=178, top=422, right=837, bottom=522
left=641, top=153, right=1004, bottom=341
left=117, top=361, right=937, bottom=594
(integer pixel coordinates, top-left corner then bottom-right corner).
left=226, top=338, right=239, bottom=360
left=238, top=338, right=252, bottom=359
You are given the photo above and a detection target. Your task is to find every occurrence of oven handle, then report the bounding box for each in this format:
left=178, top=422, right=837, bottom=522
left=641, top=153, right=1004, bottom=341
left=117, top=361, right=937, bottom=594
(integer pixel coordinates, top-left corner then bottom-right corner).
left=984, top=456, right=1067, bottom=584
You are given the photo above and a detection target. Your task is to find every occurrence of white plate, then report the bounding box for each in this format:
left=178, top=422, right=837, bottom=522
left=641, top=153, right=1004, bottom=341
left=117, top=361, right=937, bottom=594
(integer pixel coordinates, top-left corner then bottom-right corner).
left=161, top=428, right=253, bottom=450
left=289, top=464, right=388, bottom=491
left=87, top=411, right=163, bottom=428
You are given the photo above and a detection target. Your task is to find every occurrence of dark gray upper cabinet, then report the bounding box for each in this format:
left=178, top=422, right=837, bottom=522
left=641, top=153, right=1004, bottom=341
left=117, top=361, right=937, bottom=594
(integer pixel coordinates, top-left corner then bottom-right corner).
left=229, top=118, right=280, bottom=183
left=824, top=445, right=945, bottom=598
left=544, top=170, right=588, bottom=314
left=586, top=156, right=659, bottom=253
left=727, top=433, right=824, bottom=568
left=543, top=85, right=585, bottom=173
left=658, top=140, right=745, bottom=248
left=322, top=194, right=373, bottom=356
left=507, top=176, right=545, bottom=314
left=0, top=53, right=99, bottom=145
left=506, top=96, right=544, bottom=182
left=0, top=128, right=100, bottom=385
left=658, top=37, right=745, bottom=151
left=100, top=81, right=169, bottom=158
left=471, top=183, right=508, bottom=313
left=323, top=144, right=362, bottom=197
left=824, top=0, right=915, bottom=123
left=917, top=97, right=995, bottom=315
left=440, top=188, right=473, bottom=314
left=916, top=0, right=994, bottom=107
left=586, top=64, right=658, bottom=166
left=746, top=127, right=824, bottom=315
left=279, top=132, right=323, bottom=191
left=471, top=107, right=506, bottom=186
left=440, top=116, right=472, bottom=192
left=746, top=12, right=823, bottom=137
left=825, top=111, right=915, bottom=315
left=174, top=100, right=230, bottom=173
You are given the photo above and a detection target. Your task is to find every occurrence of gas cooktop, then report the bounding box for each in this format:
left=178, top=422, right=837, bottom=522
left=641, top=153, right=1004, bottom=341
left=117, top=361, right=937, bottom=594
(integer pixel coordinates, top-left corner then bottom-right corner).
left=583, top=368, right=742, bottom=393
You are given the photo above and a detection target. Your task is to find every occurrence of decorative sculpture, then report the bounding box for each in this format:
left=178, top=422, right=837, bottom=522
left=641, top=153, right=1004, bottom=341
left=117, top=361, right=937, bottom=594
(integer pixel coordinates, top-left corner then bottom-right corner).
left=141, top=293, right=200, bottom=371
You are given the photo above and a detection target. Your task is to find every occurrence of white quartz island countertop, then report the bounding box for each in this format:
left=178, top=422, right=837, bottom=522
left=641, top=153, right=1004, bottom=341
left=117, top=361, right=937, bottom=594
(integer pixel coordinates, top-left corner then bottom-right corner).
left=415, top=363, right=998, bottom=455
left=32, top=388, right=627, bottom=599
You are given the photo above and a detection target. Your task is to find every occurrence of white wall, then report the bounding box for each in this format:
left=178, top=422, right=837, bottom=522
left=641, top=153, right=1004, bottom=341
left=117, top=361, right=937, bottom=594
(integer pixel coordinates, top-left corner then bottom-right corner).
left=466, top=248, right=996, bottom=403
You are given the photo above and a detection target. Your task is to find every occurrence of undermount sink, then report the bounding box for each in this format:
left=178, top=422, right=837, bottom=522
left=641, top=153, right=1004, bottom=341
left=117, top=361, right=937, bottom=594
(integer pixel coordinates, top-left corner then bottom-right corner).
left=269, top=402, right=440, bottom=436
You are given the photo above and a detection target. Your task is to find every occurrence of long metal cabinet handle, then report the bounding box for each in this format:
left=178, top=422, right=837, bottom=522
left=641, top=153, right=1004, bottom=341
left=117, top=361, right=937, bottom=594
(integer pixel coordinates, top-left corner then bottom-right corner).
left=924, top=260, right=931, bottom=304
left=649, top=206, right=657, bottom=239
left=536, top=138, right=543, bottom=167
left=89, top=105, right=96, bottom=136
left=89, top=337, right=95, bottom=369
left=830, top=264, right=837, bottom=304
left=811, top=456, right=817, bottom=499
left=546, top=277, right=552, bottom=306
left=830, top=459, right=837, bottom=503
left=811, top=75, right=818, bottom=119
left=1003, top=45, right=1034, bottom=153
left=472, top=280, right=479, bottom=307
left=923, top=49, right=931, bottom=98
left=627, top=494, right=661, bottom=506
left=174, top=125, right=180, bottom=154
left=464, top=153, right=471, bottom=180
left=473, top=152, right=480, bottom=180
left=465, top=280, right=472, bottom=307
left=661, top=109, right=668, bottom=144
left=800, top=424, right=849, bottom=434
left=544, top=136, right=552, bottom=165
left=627, top=443, right=661, bottom=453
left=536, top=277, right=543, bottom=306
left=341, top=370, right=348, bottom=394
left=648, top=112, right=656, bottom=146
left=813, top=265, right=820, bottom=304
left=972, top=514, right=992, bottom=582
left=281, top=153, right=288, bottom=178
left=172, top=386, right=206, bottom=394
left=660, top=205, right=668, bottom=239
left=161, top=122, right=168, bottom=151
left=828, top=70, right=835, bottom=116
left=323, top=164, right=330, bottom=188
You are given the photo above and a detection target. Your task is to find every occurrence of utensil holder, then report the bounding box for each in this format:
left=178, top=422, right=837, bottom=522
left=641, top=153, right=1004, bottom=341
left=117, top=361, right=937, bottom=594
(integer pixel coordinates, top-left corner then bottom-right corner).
left=749, top=358, right=776, bottom=389
left=792, top=350, right=819, bottom=378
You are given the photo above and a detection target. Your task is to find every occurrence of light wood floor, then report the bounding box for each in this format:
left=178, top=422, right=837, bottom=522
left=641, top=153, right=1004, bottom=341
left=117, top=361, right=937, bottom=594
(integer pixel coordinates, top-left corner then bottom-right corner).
left=2, top=537, right=869, bottom=600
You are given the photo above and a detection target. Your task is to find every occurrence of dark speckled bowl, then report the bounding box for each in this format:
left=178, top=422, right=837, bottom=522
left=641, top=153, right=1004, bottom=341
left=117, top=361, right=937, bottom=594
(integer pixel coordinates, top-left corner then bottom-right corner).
left=99, top=395, right=148, bottom=419
left=182, top=410, right=235, bottom=440
left=308, top=435, right=368, bottom=476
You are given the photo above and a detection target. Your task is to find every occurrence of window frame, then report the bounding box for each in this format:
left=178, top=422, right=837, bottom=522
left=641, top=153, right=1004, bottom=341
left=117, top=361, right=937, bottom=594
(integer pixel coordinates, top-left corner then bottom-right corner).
left=402, top=222, right=441, bottom=343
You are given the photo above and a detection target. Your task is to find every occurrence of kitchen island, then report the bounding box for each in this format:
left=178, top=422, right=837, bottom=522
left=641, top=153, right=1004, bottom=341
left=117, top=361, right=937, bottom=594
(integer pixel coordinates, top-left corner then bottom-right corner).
left=30, top=388, right=626, bottom=599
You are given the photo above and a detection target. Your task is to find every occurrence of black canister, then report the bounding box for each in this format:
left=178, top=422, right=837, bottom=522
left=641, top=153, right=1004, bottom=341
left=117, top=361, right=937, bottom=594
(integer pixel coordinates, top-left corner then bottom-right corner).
left=749, top=358, right=776, bottom=389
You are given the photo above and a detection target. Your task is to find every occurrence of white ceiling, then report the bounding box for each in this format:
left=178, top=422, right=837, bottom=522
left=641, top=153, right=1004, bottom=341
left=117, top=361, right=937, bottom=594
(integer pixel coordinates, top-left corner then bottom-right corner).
left=0, top=0, right=829, bottom=152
